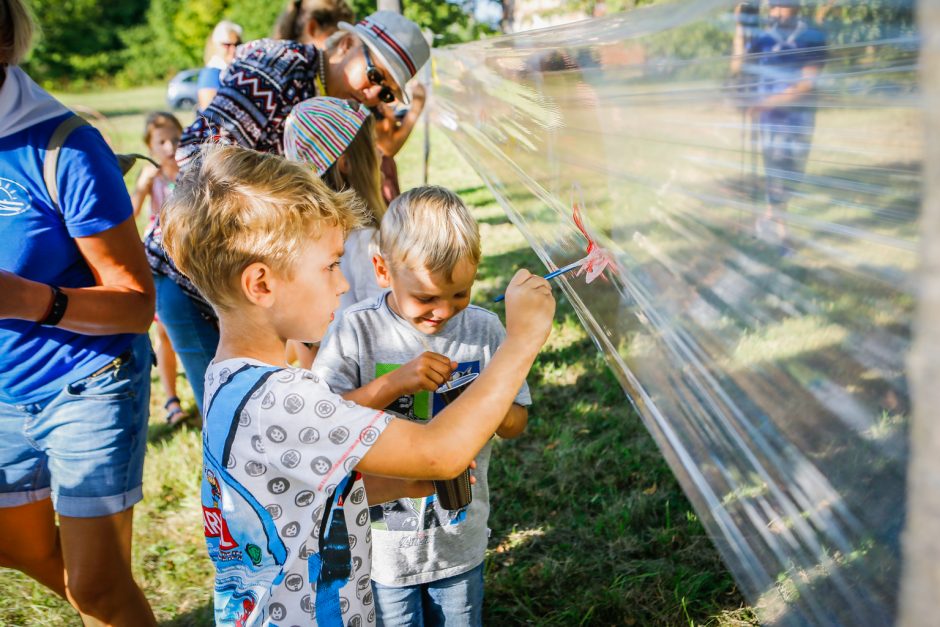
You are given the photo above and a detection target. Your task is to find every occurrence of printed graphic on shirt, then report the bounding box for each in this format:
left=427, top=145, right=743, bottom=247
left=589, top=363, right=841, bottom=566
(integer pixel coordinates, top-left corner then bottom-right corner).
left=376, top=360, right=479, bottom=420
left=0, top=178, right=30, bottom=217
left=202, top=362, right=384, bottom=626
left=369, top=360, right=478, bottom=531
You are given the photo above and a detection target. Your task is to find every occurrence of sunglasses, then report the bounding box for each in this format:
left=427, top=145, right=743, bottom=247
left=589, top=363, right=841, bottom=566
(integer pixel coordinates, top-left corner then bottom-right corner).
left=221, top=41, right=241, bottom=48
left=362, top=46, right=396, bottom=104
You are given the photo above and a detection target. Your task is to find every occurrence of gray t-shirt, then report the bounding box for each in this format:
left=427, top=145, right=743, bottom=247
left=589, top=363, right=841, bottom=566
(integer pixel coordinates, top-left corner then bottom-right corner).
left=313, top=291, right=531, bottom=586
left=337, top=227, right=383, bottom=318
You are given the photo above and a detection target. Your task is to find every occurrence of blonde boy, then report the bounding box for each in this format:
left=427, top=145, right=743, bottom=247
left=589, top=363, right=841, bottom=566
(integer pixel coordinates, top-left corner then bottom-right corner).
left=313, top=186, right=530, bottom=625
left=160, top=146, right=554, bottom=626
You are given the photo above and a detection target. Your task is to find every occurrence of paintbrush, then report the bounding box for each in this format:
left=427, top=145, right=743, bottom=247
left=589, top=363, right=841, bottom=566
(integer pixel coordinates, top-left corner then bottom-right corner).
left=492, top=259, right=583, bottom=303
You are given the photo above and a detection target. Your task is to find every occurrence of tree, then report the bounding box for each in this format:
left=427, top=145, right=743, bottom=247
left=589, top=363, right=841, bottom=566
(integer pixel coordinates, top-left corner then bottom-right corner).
left=22, top=0, right=149, bottom=86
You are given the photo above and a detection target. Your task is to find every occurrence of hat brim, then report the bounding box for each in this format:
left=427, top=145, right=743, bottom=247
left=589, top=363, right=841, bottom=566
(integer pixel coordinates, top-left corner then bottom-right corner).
left=338, top=21, right=411, bottom=105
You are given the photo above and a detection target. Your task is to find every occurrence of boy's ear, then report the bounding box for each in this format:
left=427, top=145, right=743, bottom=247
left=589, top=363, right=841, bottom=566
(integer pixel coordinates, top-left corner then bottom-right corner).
left=240, top=262, right=277, bottom=307
left=372, top=253, right=392, bottom=289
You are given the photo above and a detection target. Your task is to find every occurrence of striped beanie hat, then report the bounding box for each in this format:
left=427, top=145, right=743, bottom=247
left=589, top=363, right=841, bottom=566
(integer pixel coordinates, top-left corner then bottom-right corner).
left=338, top=11, right=430, bottom=105
left=282, top=97, right=369, bottom=175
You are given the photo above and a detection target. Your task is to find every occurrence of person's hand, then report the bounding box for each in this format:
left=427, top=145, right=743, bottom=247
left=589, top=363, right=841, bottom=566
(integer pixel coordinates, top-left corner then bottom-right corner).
left=390, top=351, right=456, bottom=395
left=468, top=458, right=478, bottom=486
left=409, top=83, right=427, bottom=114
left=136, top=164, right=160, bottom=194
left=503, top=269, right=555, bottom=349
left=410, top=82, right=427, bottom=103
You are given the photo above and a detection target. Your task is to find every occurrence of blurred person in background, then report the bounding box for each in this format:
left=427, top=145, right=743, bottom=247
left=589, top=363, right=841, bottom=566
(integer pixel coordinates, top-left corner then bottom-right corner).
left=131, top=112, right=189, bottom=427
left=273, top=0, right=355, bottom=48
left=197, top=20, right=243, bottom=111
left=731, top=0, right=827, bottom=247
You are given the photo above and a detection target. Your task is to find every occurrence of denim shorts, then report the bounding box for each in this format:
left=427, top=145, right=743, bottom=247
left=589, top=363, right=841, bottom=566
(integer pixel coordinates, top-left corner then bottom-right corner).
left=153, top=272, right=219, bottom=414
left=0, top=334, right=152, bottom=518
left=373, top=562, right=484, bottom=627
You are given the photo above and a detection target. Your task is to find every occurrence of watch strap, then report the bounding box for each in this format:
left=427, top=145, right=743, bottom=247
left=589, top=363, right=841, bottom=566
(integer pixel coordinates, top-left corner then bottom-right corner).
left=39, top=286, right=69, bottom=326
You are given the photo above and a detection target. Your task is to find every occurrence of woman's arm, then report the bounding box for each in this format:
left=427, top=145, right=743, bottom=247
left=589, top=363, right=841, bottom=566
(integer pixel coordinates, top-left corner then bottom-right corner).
left=375, top=84, right=427, bottom=158
left=198, top=88, right=218, bottom=111
left=0, top=217, right=154, bottom=334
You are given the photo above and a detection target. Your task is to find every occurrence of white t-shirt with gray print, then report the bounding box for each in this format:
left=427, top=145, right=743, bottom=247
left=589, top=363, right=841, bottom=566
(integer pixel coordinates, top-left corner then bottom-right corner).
left=313, top=292, right=531, bottom=587
left=202, top=358, right=392, bottom=626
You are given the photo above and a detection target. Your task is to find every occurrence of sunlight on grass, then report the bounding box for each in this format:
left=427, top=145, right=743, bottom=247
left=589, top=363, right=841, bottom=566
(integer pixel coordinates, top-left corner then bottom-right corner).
left=729, top=316, right=848, bottom=368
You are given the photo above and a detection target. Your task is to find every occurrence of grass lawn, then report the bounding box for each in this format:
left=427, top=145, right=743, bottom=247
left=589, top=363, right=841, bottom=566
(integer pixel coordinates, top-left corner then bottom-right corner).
left=0, top=87, right=756, bottom=625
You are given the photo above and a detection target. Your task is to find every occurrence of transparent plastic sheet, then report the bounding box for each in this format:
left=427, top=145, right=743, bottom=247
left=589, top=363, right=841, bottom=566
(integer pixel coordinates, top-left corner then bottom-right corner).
left=429, top=1, right=920, bottom=624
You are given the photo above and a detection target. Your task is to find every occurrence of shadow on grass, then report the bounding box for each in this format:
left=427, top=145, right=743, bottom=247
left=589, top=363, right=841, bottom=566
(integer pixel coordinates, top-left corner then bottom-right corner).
left=159, top=602, right=213, bottom=626
left=148, top=416, right=201, bottom=446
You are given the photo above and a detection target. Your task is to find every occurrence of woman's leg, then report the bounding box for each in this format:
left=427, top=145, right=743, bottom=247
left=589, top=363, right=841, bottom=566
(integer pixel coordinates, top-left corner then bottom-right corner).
left=0, top=499, right=67, bottom=598
left=60, top=508, right=155, bottom=626
left=0, top=504, right=155, bottom=626
left=153, top=273, right=219, bottom=415
left=154, top=321, right=179, bottom=401
left=40, top=334, right=155, bottom=624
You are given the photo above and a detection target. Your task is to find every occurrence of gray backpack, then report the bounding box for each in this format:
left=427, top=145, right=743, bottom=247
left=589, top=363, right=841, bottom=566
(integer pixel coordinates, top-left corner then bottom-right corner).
left=42, top=114, right=158, bottom=209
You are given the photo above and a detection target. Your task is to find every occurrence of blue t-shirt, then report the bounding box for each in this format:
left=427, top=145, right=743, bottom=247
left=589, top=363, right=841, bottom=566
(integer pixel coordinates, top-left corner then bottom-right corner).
left=747, top=21, right=827, bottom=94
left=0, top=113, right=136, bottom=404
left=197, top=67, right=222, bottom=91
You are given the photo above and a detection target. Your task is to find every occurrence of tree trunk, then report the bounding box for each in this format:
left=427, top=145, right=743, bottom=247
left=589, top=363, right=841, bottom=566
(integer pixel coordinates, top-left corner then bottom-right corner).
left=898, top=1, right=940, bottom=625
left=500, top=0, right=515, bottom=33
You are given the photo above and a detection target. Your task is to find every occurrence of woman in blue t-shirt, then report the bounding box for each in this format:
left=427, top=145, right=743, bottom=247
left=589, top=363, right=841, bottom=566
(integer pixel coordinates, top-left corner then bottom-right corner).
left=196, top=20, right=243, bottom=111
left=0, top=1, right=156, bottom=622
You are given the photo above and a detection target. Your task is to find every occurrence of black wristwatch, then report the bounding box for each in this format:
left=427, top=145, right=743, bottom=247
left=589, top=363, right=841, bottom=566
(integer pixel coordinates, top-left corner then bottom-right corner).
left=39, top=286, right=69, bottom=326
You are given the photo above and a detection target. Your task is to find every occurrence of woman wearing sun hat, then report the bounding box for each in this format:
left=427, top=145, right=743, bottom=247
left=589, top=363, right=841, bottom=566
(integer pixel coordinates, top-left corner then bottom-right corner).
left=146, top=11, right=430, bottom=413
left=176, top=10, right=430, bottom=165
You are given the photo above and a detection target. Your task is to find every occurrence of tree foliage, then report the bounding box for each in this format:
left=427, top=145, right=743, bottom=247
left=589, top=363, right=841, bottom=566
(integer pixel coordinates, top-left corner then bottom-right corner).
left=22, top=0, right=149, bottom=86
left=20, top=0, right=494, bottom=87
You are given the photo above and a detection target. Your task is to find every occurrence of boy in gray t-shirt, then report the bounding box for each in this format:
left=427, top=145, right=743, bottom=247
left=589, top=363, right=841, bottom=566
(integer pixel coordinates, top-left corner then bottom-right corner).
left=314, top=186, right=529, bottom=626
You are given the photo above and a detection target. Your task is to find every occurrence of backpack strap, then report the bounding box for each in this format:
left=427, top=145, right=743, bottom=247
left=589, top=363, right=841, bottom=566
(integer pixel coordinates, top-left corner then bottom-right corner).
left=43, top=114, right=160, bottom=211
left=43, top=115, right=89, bottom=211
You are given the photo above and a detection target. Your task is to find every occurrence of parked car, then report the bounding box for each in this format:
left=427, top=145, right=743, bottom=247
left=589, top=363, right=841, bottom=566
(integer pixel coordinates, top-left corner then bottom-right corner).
left=166, top=69, right=200, bottom=110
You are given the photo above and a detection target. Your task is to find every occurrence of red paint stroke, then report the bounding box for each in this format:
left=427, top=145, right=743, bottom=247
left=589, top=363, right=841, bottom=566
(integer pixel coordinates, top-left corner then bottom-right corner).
left=571, top=200, right=618, bottom=284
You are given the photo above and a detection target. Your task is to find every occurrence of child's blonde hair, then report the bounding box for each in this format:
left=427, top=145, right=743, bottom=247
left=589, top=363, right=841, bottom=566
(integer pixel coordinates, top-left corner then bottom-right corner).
left=162, top=143, right=366, bottom=312
left=377, top=186, right=481, bottom=280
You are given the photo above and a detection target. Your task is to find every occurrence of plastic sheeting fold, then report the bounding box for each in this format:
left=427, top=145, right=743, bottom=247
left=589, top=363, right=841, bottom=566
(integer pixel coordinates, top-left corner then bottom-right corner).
left=430, top=1, right=920, bottom=624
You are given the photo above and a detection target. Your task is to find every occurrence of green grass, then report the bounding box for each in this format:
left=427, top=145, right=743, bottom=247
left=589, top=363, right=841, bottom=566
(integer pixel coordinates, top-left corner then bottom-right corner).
left=0, top=86, right=756, bottom=625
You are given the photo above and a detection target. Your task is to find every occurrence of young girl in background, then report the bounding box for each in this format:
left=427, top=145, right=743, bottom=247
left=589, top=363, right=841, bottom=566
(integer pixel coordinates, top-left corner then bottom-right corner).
left=283, top=96, right=385, bottom=366
left=132, top=112, right=187, bottom=425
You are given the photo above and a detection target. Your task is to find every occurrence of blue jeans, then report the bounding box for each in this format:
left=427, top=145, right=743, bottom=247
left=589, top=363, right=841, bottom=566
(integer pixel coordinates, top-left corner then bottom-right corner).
left=0, top=334, right=152, bottom=517
left=373, top=562, right=484, bottom=627
left=153, top=273, right=219, bottom=414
